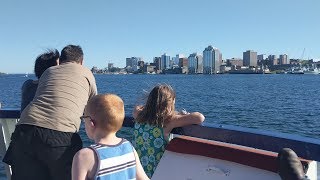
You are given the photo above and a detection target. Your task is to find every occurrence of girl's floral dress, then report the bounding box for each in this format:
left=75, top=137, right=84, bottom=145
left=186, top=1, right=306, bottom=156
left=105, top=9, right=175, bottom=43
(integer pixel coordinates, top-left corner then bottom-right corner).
left=132, top=123, right=168, bottom=178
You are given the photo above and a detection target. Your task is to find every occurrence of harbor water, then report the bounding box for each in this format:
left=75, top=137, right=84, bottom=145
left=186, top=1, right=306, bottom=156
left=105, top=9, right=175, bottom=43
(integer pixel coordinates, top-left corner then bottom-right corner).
left=0, top=73, right=320, bottom=179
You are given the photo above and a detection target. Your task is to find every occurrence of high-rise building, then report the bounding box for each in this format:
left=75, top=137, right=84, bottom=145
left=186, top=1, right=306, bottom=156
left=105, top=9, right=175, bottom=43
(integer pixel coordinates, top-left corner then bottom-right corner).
left=126, top=57, right=141, bottom=71
left=279, top=54, right=288, bottom=65
left=203, top=45, right=222, bottom=74
left=126, top=58, right=132, bottom=67
left=243, top=50, right=257, bottom=67
left=175, top=54, right=185, bottom=65
left=226, top=58, right=243, bottom=67
left=108, top=63, right=114, bottom=69
left=257, top=54, right=267, bottom=66
left=153, top=57, right=161, bottom=70
left=178, top=58, right=188, bottom=68
left=268, top=55, right=278, bottom=65
left=138, top=60, right=144, bottom=68
left=257, top=54, right=267, bottom=62
left=188, top=53, right=203, bottom=74
left=161, top=53, right=170, bottom=70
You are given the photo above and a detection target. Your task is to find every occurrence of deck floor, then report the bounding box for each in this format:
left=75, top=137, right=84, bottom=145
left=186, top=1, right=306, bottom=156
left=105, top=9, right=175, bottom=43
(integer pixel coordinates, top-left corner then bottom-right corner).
left=152, top=151, right=281, bottom=180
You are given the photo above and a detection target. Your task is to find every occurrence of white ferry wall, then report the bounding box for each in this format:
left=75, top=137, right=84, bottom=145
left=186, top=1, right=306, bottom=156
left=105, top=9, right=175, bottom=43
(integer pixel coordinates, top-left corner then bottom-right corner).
left=0, top=109, right=319, bottom=179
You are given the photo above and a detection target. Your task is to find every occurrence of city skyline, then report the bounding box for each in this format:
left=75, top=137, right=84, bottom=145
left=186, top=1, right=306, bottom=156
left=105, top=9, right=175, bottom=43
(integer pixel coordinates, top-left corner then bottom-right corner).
left=1, top=0, right=319, bottom=73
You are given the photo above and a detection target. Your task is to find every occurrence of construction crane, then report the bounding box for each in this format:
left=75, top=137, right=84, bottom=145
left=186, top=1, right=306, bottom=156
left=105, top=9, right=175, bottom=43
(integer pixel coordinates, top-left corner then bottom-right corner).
left=300, top=48, right=305, bottom=61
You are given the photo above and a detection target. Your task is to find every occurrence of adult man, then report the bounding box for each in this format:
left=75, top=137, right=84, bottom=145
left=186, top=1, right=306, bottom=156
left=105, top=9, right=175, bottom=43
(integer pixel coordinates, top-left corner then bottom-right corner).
left=3, top=45, right=97, bottom=180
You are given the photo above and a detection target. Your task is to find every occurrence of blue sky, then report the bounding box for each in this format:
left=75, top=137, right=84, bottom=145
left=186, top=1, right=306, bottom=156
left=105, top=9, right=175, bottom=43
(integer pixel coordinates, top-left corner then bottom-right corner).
left=0, top=0, right=319, bottom=73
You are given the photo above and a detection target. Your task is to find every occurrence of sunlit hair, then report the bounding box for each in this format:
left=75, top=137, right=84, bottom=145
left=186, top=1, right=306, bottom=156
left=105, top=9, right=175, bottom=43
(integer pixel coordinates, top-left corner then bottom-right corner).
left=135, top=84, right=176, bottom=127
left=34, top=49, right=59, bottom=79
left=87, top=94, right=125, bottom=133
left=59, top=45, right=83, bottom=64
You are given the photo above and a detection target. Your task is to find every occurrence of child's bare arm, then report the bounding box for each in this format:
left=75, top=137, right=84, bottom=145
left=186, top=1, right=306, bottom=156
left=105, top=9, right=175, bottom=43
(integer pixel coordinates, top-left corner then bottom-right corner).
left=72, top=148, right=96, bottom=180
left=133, top=105, right=144, bottom=119
left=166, top=112, right=205, bottom=130
left=134, top=149, right=150, bottom=180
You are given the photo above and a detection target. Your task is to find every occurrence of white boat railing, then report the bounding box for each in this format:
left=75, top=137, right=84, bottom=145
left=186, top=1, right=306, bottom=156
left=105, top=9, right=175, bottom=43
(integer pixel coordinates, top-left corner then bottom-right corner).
left=0, top=117, right=17, bottom=179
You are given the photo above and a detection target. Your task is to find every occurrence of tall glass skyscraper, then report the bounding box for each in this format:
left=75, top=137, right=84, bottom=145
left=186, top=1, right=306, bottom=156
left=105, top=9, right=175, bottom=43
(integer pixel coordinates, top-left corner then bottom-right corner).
left=161, top=53, right=170, bottom=70
left=203, top=45, right=221, bottom=74
left=188, top=53, right=203, bottom=74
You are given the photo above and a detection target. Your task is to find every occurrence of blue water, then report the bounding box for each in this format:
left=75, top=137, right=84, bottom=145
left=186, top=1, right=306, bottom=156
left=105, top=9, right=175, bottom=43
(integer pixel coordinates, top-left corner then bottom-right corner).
left=0, top=74, right=320, bottom=179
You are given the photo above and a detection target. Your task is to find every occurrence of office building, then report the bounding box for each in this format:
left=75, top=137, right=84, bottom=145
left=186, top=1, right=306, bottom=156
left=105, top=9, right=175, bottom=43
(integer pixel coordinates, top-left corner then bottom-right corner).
left=126, top=57, right=141, bottom=71
left=279, top=54, right=288, bottom=65
left=161, top=53, right=170, bottom=70
left=268, top=55, right=278, bottom=65
left=175, top=54, right=185, bottom=65
left=226, top=58, right=243, bottom=67
left=153, top=57, right=161, bottom=70
left=243, top=50, right=257, bottom=67
left=203, top=45, right=222, bottom=74
left=188, top=53, right=203, bottom=74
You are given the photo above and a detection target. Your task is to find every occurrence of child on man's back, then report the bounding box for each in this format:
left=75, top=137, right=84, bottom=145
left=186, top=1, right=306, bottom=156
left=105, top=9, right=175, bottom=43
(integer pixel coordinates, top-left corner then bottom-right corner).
left=72, top=94, right=149, bottom=180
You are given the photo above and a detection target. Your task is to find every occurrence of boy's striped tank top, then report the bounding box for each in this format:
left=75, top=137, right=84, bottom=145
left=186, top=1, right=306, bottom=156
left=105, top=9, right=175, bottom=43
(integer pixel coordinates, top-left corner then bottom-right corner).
left=90, top=139, right=137, bottom=180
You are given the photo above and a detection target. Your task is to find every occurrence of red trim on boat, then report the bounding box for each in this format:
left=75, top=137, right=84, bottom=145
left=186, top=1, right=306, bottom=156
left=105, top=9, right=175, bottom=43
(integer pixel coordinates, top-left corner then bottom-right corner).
left=166, top=136, right=310, bottom=173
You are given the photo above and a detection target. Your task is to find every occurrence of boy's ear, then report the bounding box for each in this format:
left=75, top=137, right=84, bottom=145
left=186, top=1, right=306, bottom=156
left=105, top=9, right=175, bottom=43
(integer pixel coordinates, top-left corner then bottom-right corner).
left=90, top=119, right=96, bottom=128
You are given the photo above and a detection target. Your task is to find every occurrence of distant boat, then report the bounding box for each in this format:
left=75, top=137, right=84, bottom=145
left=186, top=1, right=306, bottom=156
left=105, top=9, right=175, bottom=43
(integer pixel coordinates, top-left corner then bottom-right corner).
left=228, top=69, right=262, bottom=74
left=303, top=67, right=320, bottom=75
left=287, top=68, right=304, bottom=74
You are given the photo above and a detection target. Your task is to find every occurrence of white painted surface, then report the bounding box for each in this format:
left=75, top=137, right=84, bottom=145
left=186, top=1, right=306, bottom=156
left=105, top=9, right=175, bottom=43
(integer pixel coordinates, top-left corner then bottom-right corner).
left=0, top=118, right=17, bottom=180
left=152, top=151, right=281, bottom=180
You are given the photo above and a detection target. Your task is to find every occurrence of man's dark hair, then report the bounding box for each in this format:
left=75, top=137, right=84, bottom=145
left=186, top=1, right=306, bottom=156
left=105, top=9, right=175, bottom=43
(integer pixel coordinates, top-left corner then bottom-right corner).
left=59, top=45, right=83, bottom=64
left=34, top=49, right=59, bottom=79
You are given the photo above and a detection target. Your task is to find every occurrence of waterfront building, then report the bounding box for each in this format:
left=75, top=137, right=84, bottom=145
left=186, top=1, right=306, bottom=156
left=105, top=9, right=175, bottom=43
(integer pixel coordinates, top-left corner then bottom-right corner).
left=138, top=60, right=144, bottom=68
left=153, top=57, right=161, bottom=70
left=268, top=55, right=278, bottom=65
left=147, top=65, right=156, bottom=73
left=169, top=59, right=175, bottom=69
left=175, top=54, right=185, bottom=65
left=226, top=58, right=243, bottom=67
left=257, top=54, right=266, bottom=62
left=188, top=53, right=203, bottom=74
left=243, top=50, right=257, bottom=67
left=91, top=66, right=99, bottom=74
left=126, top=58, right=132, bottom=67
left=126, top=57, right=141, bottom=71
left=161, top=53, right=170, bottom=70
left=179, top=58, right=188, bottom=68
left=257, top=54, right=267, bottom=66
left=279, top=54, right=288, bottom=65
left=290, top=59, right=300, bottom=65
left=108, top=63, right=114, bottom=69
left=178, top=57, right=189, bottom=74
left=203, top=45, right=222, bottom=74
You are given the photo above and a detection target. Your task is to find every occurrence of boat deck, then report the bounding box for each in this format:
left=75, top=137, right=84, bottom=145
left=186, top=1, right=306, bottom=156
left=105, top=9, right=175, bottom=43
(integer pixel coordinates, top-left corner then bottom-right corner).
left=0, top=109, right=319, bottom=179
left=153, top=136, right=316, bottom=180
